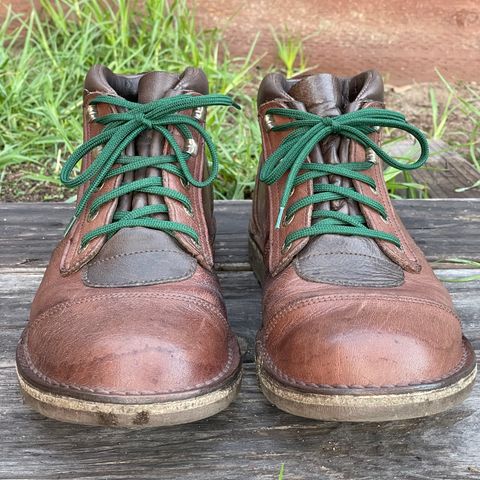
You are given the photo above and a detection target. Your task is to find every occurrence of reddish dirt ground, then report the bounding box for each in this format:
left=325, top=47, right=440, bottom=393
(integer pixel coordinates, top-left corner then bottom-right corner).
left=192, top=0, right=480, bottom=85
left=3, top=0, right=479, bottom=85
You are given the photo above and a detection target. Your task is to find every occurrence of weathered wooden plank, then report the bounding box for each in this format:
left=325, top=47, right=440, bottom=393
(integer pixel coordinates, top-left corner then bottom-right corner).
left=1, top=270, right=478, bottom=366
left=0, top=362, right=479, bottom=480
left=386, top=139, right=480, bottom=198
left=1, top=199, right=480, bottom=479
left=0, top=201, right=254, bottom=271
left=1, top=200, right=480, bottom=271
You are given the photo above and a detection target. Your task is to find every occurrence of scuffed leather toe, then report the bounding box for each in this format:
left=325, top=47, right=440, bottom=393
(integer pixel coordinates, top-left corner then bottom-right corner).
left=17, top=293, right=240, bottom=403
left=260, top=295, right=467, bottom=390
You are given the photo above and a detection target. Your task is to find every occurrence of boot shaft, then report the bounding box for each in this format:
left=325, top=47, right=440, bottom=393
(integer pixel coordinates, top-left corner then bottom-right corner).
left=61, top=65, right=227, bottom=276
left=251, top=70, right=425, bottom=277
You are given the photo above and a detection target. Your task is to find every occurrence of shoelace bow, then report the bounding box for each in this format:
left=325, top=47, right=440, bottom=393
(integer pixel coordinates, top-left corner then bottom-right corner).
left=259, top=107, right=429, bottom=250
left=61, top=94, right=239, bottom=248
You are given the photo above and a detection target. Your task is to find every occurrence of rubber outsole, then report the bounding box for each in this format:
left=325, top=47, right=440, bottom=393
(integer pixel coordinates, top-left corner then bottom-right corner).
left=257, top=364, right=476, bottom=422
left=17, top=369, right=242, bottom=427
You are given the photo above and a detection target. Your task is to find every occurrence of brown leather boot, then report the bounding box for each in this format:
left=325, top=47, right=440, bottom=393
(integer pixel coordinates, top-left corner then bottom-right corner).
left=250, top=70, right=476, bottom=421
left=16, top=65, right=242, bottom=427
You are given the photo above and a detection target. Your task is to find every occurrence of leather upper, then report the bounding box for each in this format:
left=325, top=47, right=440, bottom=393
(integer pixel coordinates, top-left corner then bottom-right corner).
left=17, top=66, right=240, bottom=402
left=18, top=240, right=239, bottom=402
left=251, top=70, right=475, bottom=391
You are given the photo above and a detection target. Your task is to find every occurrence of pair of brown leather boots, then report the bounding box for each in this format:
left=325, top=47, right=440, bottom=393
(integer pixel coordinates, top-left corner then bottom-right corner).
left=16, top=65, right=476, bottom=427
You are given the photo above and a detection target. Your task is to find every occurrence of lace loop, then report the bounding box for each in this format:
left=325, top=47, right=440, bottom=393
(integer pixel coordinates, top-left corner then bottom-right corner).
left=260, top=107, right=429, bottom=249
left=61, top=93, right=239, bottom=248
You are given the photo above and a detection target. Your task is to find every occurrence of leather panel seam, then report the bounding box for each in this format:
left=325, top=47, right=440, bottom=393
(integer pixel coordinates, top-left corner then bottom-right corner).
left=85, top=248, right=194, bottom=266
left=21, top=337, right=237, bottom=396
left=260, top=344, right=469, bottom=390
left=82, top=250, right=197, bottom=287
left=28, top=292, right=229, bottom=332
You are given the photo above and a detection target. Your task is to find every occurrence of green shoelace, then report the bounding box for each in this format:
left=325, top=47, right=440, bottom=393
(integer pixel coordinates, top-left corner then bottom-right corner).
left=61, top=94, right=239, bottom=248
left=259, top=107, right=429, bottom=250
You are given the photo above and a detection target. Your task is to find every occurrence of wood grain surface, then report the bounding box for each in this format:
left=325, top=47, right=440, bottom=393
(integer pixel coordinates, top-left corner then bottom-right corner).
left=0, top=200, right=479, bottom=479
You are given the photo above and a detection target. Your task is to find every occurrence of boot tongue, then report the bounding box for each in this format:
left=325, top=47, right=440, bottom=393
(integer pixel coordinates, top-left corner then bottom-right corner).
left=137, top=71, right=180, bottom=103
left=129, top=72, right=180, bottom=213
left=289, top=71, right=404, bottom=288
left=116, top=68, right=208, bottom=214
left=287, top=71, right=383, bottom=215
left=116, top=72, right=181, bottom=214
left=289, top=74, right=347, bottom=214
left=288, top=74, right=342, bottom=116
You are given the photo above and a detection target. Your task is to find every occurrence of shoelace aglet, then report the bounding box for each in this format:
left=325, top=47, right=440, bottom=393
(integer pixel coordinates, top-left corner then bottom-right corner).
left=275, top=207, right=285, bottom=230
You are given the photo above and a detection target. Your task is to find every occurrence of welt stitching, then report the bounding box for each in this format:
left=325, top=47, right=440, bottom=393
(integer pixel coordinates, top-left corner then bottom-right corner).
left=261, top=345, right=469, bottom=390
left=293, top=275, right=402, bottom=288
left=86, top=248, right=193, bottom=266
left=370, top=158, right=420, bottom=268
left=28, top=292, right=228, bottom=332
left=23, top=339, right=236, bottom=395
left=294, top=252, right=402, bottom=277
left=294, top=253, right=404, bottom=287
left=191, top=142, right=214, bottom=266
left=297, top=251, right=399, bottom=262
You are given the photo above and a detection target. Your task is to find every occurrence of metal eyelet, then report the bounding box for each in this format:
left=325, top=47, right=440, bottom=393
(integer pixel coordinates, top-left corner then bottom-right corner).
left=193, top=106, right=206, bottom=121
left=289, top=187, right=296, bottom=198
left=281, top=241, right=292, bottom=254
left=366, top=149, right=377, bottom=164
left=180, top=177, right=190, bottom=189
left=189, top=237, right=200, bottom=249
left=78, top=243, right=88, bottom=254
left=87, top=104, right=97, bottom=122
left=264, top=113, right=275, bottom=131
left=183, top=205, right=194, bottom=217
left=380, top=214, right=389, bottom=224
left=283, top=213, right=295, bottom=226
left=92, top=146, right=102, bottom=159
left=370, top=185, right=378, bottom=195
left=87, top=210, right=99, bottom=223
left=185, top=138, right=198, bottom=156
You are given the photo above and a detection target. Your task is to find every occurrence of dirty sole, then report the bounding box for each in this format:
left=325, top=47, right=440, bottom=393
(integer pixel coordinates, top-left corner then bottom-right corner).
left=257, top=361, right=477, bottom=422
left=17, top=370, right=242, bottom=427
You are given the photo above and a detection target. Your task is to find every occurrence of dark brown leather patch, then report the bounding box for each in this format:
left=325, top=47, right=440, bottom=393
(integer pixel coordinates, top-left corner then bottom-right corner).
left=83, top=227, right=196, bottom=287
left=294, top=234, right=404, bottom=287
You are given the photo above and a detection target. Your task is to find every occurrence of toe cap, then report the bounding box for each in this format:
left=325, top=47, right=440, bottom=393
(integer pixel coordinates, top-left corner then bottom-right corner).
left=17, top=292, right=240, bottom=401
left=261, top=295, right=467, bottom=390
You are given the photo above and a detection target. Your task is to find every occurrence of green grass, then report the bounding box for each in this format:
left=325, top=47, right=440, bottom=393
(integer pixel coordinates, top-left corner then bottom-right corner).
left=0, top=1, right=473, bottom=202
left=435, top=258, right=480, bottom=282
left=431, top=72, right=480, bottom=195
left=272, top=28, right=309, bottom=78
left=435, top=70, right=480, bottom=173
left=0, top=0, right=261, bottom=200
